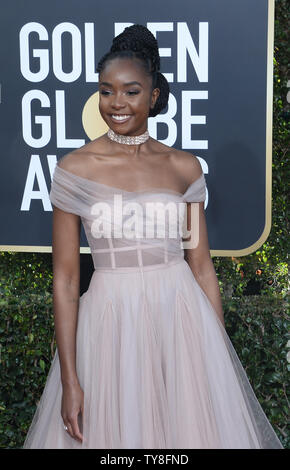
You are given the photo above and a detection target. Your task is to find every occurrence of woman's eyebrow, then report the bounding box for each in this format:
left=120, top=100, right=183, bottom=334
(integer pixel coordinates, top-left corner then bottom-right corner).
left=99, top=81, right=143, bottom=87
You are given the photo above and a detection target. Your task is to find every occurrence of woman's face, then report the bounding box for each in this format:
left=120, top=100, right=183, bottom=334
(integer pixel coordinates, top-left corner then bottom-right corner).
left=99, top=57, right=160, bottom=136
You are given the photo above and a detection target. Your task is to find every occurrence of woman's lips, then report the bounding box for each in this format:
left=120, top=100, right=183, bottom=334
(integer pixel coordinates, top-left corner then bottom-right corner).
left=110, top=115, right=132, bottom=124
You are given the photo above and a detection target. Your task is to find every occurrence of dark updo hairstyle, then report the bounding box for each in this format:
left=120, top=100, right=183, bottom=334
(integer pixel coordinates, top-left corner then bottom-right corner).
left=96, top=24, right=170, bottom=117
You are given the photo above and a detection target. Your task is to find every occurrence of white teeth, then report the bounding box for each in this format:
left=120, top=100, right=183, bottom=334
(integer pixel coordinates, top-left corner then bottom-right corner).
left=112, top=115, right=131, bottom=120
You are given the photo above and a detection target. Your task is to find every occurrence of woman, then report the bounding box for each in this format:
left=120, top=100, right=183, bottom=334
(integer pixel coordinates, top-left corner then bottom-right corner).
left=23, top=24, right=283, bottom=449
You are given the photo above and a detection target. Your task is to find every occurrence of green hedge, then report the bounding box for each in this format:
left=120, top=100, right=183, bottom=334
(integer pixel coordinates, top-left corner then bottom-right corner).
left=0, top=253, right=54, bottom=448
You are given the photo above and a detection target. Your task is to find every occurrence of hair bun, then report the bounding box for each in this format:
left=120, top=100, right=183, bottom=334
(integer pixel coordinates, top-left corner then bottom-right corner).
left=149, top=72, right=170, bottom=117
left=110, top=24, right=160, bottom=72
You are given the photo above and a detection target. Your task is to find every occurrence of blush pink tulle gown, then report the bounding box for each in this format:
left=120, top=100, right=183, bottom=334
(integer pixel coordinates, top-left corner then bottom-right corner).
left=23, top=163, right=283, bottom=449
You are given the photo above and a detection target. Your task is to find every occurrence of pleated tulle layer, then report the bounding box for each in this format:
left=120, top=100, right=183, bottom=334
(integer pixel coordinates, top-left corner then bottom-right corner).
left=23, top=258, right=283, bottom=449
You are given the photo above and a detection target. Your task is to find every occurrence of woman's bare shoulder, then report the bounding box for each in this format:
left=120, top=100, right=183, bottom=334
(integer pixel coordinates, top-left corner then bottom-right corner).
left=57, top=135, right=107, bottom=178
left=169, top=148, right=203, bottom=184
left=57, top=151, right=88, bottom=177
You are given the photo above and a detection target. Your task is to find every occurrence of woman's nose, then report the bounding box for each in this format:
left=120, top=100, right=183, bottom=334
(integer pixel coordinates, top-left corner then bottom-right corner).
left=111, top=92, right=126, bottom=108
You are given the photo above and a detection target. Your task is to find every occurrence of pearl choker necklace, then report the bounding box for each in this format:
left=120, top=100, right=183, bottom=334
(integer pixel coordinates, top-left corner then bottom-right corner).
left=107, top=128, right=150, bottom=145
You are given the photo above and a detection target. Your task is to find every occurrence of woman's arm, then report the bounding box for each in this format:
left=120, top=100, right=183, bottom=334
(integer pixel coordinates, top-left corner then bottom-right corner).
left=52, top=204, right=83, bottom=442
left=183, top=201, right=225, bottom=328
left=52, top=205, right=81, bottom=384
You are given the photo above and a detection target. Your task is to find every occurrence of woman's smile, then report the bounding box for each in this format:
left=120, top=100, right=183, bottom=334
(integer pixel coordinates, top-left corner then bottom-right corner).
left=110, top=114, right=132, bottom=124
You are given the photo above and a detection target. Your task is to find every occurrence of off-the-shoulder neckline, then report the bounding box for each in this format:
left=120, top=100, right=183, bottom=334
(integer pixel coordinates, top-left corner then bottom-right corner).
left=54, top=164, right=205, bottom=198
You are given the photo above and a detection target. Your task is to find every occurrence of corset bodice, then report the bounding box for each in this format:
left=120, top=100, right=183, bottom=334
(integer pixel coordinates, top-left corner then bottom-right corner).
left=49, top=163, right=207, bottom=271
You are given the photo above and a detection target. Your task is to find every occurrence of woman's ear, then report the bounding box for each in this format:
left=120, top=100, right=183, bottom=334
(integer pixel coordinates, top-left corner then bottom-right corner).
left=151, top=87, right=160, bottom=108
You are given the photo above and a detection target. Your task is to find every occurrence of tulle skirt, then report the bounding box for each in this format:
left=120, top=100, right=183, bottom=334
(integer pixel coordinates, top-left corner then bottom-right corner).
left=23, top=257, right=283, bottom=449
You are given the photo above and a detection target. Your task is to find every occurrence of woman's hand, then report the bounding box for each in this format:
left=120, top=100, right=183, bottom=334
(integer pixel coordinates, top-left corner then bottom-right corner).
left=61, top=382, right=84, bottom=443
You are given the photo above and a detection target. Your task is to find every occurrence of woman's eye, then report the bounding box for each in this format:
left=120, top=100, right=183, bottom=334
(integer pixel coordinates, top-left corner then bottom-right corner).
left=100, top=90, right=139, bottom=96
